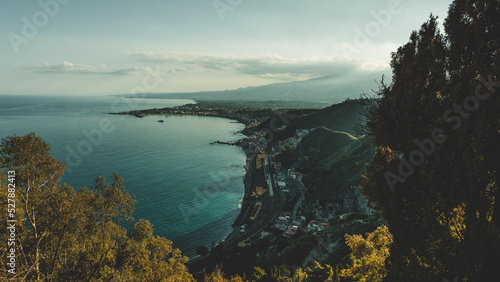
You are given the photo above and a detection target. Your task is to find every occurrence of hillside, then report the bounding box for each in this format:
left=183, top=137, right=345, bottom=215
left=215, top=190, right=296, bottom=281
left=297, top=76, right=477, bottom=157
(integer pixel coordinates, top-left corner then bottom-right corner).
left=235, top=99, right=381, bottom=272
left=293, top=127, right=362, bottom=170
left=109, top=98, right=381, bottom=278
left=256, top=213, right=385, bottom=270
left=259, top=99, right=370, bottom=143
left=277, top=126, right=375, bottom=221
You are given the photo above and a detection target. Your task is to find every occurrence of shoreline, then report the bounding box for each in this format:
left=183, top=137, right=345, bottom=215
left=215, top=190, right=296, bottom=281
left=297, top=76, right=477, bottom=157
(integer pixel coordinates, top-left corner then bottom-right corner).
left=207, top=126, right=254, bottom=238
left=109, top=102, right=278, bottom=266
left=144, top=118, right=253, bottom=261
left=166, top=121, right=255, bottom=266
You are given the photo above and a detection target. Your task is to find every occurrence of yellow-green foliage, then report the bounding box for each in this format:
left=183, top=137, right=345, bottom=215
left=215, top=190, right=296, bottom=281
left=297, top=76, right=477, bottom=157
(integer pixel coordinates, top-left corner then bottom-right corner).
left=204, top=266, right=244, bottom=282
left=0, top=133, right=194, bottom=281
left=340, top=226, right=393, bottom=282
left=251, top=186, right=268, bottom=198
left=215, top=263, right=334, bottom=281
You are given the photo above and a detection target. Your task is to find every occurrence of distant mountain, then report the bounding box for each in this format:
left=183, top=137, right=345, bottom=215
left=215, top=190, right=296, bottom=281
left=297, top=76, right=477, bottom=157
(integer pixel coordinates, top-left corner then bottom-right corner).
left=121, top=72, right=385, bottom=103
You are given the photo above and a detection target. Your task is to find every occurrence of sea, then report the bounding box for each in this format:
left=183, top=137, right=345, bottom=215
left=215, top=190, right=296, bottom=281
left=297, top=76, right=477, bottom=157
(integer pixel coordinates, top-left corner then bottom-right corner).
left=0, top=95, right=247, bottom=256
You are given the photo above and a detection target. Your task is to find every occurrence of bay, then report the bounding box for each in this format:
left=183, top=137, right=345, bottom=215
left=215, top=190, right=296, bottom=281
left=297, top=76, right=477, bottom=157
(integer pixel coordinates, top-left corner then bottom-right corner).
left=0, top=95, right=246, bottom=255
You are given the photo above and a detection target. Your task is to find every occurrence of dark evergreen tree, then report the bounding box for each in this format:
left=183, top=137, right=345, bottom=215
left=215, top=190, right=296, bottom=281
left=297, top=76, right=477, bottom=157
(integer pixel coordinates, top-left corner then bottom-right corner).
left=444, top=0, right=500, bottom=280
left=361, top=0, right=499, bottom=280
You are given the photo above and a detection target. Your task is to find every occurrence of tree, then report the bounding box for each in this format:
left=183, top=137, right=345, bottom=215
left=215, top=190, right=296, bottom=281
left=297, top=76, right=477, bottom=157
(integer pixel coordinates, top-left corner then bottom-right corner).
left=115, top=219, right=194, bottom=281
left=0, top=133, right=194, bottom=281
left=361, top=1, right=500, bottom=280
left=251, top=266, right=267, bottom=281
left=0, top=133, right=67, bottom=280
left=362, top=16, right=455, bottom=281
left=444, top=1, right=500, bottom=280
left=340, top=226, right=393, bottom=282
left=203, top=265, right=244, bottom=282
left=306, top=261, right=334, bottom=281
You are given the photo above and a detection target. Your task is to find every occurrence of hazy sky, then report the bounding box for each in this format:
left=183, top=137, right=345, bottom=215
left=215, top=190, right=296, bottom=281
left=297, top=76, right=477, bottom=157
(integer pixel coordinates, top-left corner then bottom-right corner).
left=0, top=0, right=451, bottom=95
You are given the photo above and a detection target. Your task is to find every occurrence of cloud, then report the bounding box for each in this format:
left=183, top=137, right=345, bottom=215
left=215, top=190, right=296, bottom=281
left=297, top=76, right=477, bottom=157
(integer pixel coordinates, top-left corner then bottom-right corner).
left=128, top=51, right=387, bottom=81
left=32, top=61, right=156, bottom=75
left=254, top=73, right=320, bottom=81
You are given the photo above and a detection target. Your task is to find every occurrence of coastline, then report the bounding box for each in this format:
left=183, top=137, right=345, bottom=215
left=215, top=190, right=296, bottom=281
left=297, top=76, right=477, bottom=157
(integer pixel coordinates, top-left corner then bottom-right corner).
left=109, top=101, right=278, bottom=266
left=161, top=121, right=254, bottom=263
left=204, top=122, right=255, bottom=241
left=181, top=123, right=254, bottom=265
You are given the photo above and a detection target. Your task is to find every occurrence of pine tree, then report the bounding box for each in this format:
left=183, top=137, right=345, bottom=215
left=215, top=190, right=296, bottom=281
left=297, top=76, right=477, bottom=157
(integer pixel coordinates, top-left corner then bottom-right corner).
left=444, top=0, right=500, bottom=280
left=361, top=0, right=500, bottom=280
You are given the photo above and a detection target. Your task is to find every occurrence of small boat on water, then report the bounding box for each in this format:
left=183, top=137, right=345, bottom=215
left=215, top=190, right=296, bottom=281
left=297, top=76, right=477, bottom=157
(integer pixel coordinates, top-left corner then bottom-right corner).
left=158, top=120, right=164, bottom=123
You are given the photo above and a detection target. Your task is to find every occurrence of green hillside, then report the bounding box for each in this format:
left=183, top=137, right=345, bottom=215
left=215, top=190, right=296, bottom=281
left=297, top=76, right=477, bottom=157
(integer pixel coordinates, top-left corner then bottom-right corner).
left=296, top=127, right=362, bottom=170
left=264, top=99, right=370, bottom=143
left=273, top=100, right=376, bottom=221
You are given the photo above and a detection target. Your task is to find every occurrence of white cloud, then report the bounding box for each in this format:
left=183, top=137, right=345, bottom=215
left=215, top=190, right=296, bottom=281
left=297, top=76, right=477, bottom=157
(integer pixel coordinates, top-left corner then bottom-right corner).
left=127, top=51, right=385, bottom=82
left=254, top=73, right=320, bottom=81
left=31, top=61, right=156, bottom=75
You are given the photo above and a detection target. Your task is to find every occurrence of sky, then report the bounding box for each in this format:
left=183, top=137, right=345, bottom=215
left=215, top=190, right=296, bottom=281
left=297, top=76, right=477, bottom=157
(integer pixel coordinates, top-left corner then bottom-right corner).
left=0, top=0, right=452, bottom=96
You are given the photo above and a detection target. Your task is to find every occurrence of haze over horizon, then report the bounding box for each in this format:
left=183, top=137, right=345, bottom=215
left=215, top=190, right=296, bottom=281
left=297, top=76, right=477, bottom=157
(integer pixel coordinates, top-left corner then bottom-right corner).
left=1, top=0, right=450, bottom=96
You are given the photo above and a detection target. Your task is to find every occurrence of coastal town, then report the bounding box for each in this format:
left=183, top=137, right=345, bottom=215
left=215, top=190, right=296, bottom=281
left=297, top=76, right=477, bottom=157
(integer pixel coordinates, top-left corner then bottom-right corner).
left=111, top=103, right=333, bottom=268
left=111, top=102, right=286, bottom=131
left=230, top=124, right=330, bottom=245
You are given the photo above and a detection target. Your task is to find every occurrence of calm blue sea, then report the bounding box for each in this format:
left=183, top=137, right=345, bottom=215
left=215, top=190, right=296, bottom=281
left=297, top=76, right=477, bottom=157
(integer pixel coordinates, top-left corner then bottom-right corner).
left=0, top=95, right=246, bottom=255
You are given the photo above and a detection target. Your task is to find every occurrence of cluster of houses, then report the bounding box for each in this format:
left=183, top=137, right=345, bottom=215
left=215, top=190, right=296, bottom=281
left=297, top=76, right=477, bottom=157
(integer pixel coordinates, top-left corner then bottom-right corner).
left=275, top=129, right=310, bottom=151
left=273, top=211, right=330, bottom=238
left=288, top=169, right=303, bottom=181
left=246, top=131, right=268, bottom=152
left=248, top=127, right=329, bottom=238
left=246, top=120, right=313, bottom=155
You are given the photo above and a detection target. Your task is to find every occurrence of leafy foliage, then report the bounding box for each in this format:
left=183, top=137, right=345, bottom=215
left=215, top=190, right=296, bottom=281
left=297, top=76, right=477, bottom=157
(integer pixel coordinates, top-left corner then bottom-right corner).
left=340, top=226, right=393, bottom=281
left=0, top=133, right=194, bottom=281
